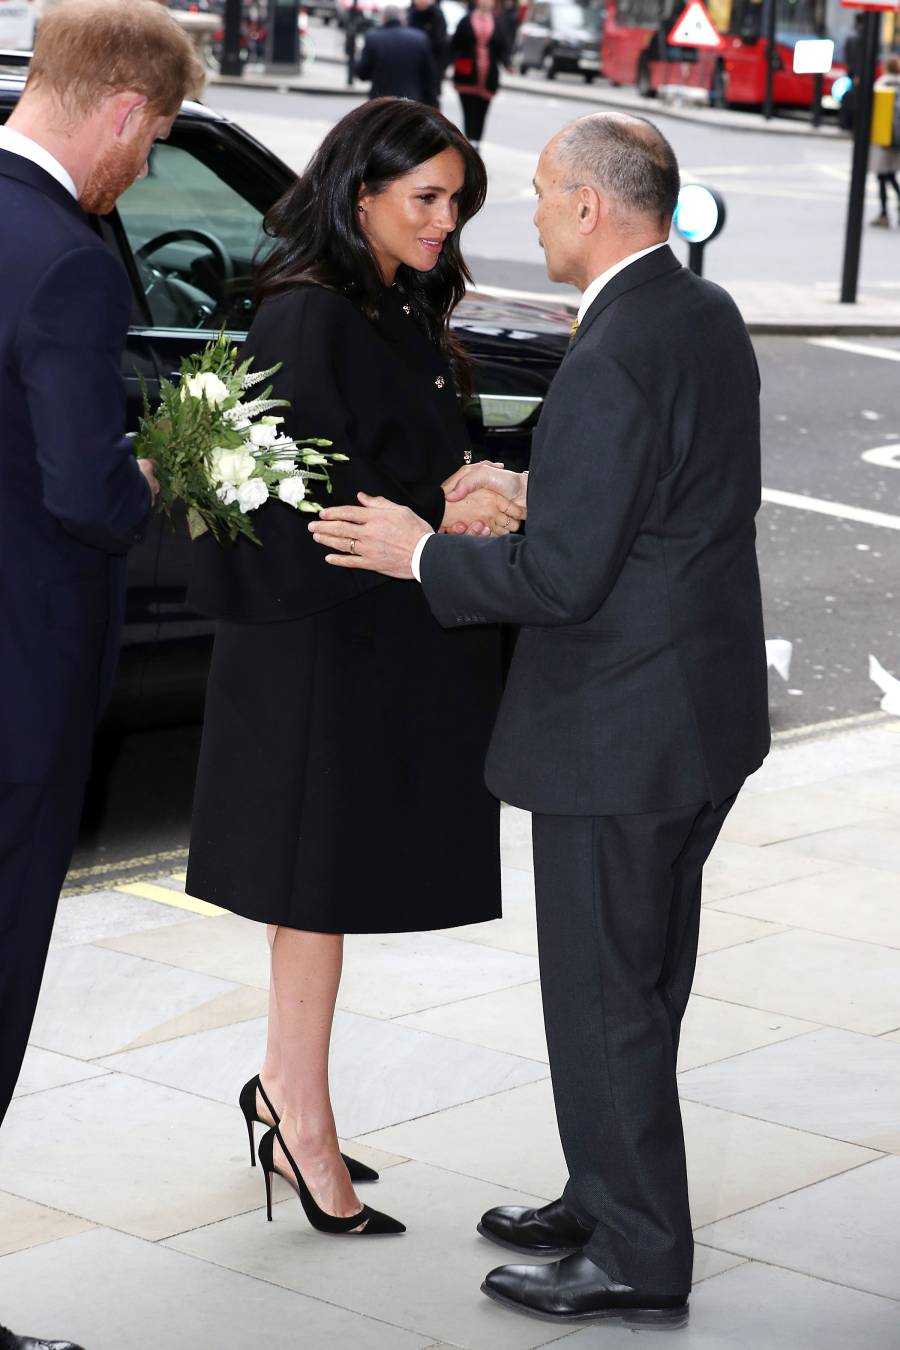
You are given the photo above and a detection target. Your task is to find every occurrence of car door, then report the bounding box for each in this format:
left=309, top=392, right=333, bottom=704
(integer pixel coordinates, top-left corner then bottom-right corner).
left=109, top=115, right=289, bottom=724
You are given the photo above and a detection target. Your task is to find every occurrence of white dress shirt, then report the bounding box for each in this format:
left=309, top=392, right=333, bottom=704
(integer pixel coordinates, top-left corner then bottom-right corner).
left=0, top=125, right=78, bottom=200
left=411, top=240, right=668, bottom=582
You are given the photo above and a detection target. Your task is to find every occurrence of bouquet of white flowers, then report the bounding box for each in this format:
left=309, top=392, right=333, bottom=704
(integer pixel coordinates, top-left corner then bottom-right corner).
left=133, top=332, right=347, bottom=545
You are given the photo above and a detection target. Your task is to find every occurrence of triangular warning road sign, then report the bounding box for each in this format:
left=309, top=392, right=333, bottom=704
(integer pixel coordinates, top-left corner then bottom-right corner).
left=668, top=0, right=723, bottom=48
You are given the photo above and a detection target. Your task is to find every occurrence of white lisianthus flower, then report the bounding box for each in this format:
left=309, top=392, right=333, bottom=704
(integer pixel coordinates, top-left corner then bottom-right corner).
left=277, top=475, right=307, bottom=507
left=216, top=483, right=239, bottom=505
left=210, top=446, right=256, bottom=487
left=236, top=477, right=270, bottom=513
left=248, top=421, right=280, bottom=448
left=181, top=372, right=230, bottom=405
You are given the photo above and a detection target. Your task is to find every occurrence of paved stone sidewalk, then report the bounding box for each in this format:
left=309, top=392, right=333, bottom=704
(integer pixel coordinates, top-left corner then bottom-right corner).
left=3, top=717, right=900, bottom=1347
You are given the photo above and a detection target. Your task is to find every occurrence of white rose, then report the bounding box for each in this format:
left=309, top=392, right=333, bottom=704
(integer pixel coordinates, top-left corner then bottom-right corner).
left=210, top=447, right=255, bottom=487
left=236, top=477, right=270, bottom=513
left=182, top=372, right=230, bottom=406
left=247, top=421, right=279, bottom=448
left=216, top=483, right=238, bottom=505
left=277, top=475, right=307, bottom=508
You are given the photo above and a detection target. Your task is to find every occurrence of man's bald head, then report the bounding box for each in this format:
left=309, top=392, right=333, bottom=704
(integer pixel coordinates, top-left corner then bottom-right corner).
left=550, top=112, right=680, bottom=230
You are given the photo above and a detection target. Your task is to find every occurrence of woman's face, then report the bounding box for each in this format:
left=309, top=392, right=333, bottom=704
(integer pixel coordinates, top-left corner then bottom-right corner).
left=358, top=147, right=466, bottom=285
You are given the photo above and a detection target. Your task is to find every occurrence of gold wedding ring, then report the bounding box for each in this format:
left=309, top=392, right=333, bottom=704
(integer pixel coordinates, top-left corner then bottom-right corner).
left=349, top=538, right=357, bottom=555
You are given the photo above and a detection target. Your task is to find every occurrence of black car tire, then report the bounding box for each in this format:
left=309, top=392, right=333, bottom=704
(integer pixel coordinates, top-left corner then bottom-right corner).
left=584, top=71, right=595, bottom=83
left=542, top=48, right=557, bottom=79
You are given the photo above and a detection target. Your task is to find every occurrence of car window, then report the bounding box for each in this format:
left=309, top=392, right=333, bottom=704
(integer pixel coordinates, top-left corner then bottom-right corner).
left=116, top=134, right=272, bottom=333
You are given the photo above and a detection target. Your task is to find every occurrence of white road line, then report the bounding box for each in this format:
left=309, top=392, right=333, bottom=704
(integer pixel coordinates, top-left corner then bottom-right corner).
left=808, top=337, right=900, bottom=363
left=861, top=444, right=900, bottom=470
left=761, top=487, right=900, bottom=530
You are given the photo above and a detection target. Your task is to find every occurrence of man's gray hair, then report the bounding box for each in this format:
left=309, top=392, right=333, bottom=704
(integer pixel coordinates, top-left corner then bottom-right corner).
left=381, top=4, right=403, bottom=20
left=555, top=114, right=680, bottom=224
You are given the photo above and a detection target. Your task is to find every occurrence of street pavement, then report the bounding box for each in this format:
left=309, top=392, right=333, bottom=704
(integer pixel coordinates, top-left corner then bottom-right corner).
left=3, top=720, right=900, bottom=1347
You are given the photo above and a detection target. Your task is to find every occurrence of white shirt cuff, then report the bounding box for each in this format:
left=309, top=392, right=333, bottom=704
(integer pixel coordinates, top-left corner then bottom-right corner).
left=411, top=531, right=434, bottom=583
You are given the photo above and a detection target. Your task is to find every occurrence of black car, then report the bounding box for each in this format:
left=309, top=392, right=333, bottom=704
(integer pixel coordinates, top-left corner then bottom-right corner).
left=0, top=63, right=570, bottom=728
left=515, top=0, right=603, bottom=82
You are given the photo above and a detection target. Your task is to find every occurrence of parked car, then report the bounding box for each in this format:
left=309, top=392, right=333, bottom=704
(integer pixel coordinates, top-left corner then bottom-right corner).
left=0, top=62, right=570, bottom=728
left=515, top=0, right=603, bottom=81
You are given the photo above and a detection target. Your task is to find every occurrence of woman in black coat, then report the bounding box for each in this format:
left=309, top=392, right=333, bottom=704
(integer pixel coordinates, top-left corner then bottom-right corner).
left=450, top=0, right=511, bottom=147
left=186, top=99, right=521, bottom=1238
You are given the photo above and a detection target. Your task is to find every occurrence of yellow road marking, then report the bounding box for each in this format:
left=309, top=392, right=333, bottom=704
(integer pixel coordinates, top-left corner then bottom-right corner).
left=66, top=847, right=188, bottom=880
left=115, top=880, right=225, bottom=917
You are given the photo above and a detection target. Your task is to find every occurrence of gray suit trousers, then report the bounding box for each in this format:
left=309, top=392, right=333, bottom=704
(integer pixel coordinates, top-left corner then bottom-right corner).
left=532, top=795, right=736, bottom=1294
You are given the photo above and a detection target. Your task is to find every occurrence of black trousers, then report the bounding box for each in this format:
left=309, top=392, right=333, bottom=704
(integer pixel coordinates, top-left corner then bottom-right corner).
left=878, top=172, right=900, bottom=213
left=532, top=795, right=736, bottom=1295
left=458, top=92, right=491, bottom=143
left=0, top=782, right=85, bottom=1126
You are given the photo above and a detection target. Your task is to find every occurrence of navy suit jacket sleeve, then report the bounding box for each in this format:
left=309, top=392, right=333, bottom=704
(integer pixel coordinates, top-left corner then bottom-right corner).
left=15, top=243, right=150, bottom=554
left=421, top=349, right=661, bottom=628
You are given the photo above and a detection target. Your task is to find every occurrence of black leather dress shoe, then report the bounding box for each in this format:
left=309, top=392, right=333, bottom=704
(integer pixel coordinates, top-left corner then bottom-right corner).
left=477, top=1196, right=594, bottom=1257
left=481, top=1252, right=689, bottom=1327
left=0, top=1326, right=85, bottom=1350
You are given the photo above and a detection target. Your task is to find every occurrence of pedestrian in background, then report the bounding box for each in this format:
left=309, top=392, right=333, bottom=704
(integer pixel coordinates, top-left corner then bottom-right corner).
left=498, top=0, right=521, bottom=51
left=0, top=5, right=203, bottom=1347
left=871, top=56, right=900, bottom=227
left=355, top=6, right=435, bottom=103
left=450, top=0, right=511, bottom=149
left=408, top=0, right=448, bottom=107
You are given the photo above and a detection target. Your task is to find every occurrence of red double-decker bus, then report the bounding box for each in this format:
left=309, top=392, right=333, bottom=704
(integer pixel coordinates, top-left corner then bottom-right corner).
left=601, top=0, right=845, bottom=109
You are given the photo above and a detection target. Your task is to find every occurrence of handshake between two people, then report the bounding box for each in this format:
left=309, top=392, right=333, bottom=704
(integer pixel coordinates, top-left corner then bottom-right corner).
left=308, top=461, right=528, bottom=580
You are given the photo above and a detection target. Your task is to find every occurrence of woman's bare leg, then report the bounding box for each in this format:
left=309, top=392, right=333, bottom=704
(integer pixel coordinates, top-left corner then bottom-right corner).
left=257, top=925, right=281, bottom=1126
left=267, top=925, right=363, bottom=1221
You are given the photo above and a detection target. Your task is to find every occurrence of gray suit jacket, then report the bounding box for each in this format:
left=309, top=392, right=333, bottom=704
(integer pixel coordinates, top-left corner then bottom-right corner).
left=421, top=245, right=770, bottom=815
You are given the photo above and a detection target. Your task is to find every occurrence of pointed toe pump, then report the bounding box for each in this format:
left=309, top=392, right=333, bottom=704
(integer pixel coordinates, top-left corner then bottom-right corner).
left=239, top=1075, right=379, bottom=1183
left=258, top=1127, right=405, bottom=1236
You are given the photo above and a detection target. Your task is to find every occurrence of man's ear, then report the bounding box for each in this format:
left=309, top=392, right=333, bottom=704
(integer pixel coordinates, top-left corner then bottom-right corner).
left=112, top=92, right=149, bottom=140
left=576, top=186, right=601, bottom=235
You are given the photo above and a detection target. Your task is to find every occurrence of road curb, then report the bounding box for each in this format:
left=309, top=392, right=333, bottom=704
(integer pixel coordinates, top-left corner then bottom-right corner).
left=469, top=285, right=900, bottom=335
left=500, top=71, right=846, bottom=139
left=208, top=72, right=366, bottom=97
left=208, top=62, right=847, bottom=139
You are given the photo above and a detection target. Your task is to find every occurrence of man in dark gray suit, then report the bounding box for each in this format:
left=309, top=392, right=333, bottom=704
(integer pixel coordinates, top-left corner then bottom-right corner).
left=311, top=112, right=770, bottom=1328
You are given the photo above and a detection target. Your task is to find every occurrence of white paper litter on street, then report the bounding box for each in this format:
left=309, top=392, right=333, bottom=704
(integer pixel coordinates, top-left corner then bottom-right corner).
left=766, top=639, right=793, bottom=682
left=869, top=654, right=900, bottom=716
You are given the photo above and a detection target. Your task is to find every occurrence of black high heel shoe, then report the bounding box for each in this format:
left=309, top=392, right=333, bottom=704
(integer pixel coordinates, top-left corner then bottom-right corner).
left=239, top=1075, right=379, bottom=1183
left=258, top=1127, right=405, bottom=1236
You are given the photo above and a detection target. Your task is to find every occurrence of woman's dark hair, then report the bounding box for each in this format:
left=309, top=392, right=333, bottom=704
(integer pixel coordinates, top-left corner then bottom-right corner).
left=256, top=98, right=487, bottom=392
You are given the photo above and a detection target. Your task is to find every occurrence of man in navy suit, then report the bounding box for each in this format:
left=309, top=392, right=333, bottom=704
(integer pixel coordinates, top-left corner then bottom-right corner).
left=0, top=3, right=202, bottom=1346
left=355, top=6, right=436, bottom=104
